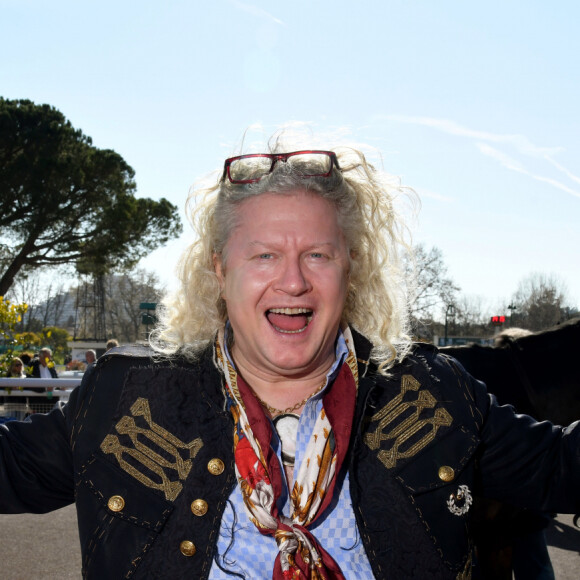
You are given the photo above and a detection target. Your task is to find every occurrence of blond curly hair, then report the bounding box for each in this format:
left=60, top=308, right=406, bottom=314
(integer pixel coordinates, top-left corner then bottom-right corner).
left=151, top=134, right=415, bottom=370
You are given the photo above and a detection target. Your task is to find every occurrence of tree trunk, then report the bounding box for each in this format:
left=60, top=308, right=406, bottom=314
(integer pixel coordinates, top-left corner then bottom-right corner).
left=0, top=234, right=38, bottom=296
left=0, top=254, right=26, bottom=296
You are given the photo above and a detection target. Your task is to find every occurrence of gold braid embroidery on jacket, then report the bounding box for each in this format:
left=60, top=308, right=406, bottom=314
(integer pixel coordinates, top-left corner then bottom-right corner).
left=100, top=397, right=203, bottom=501
left=364, top=374, right=452, bottom=469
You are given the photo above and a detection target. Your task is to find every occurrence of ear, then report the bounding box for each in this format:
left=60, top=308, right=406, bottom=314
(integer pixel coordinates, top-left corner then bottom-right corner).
left=213, top=253, right=226, bottom=299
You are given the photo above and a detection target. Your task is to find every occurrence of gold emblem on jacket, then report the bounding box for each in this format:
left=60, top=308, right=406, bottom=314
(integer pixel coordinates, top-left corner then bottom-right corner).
left=364, top=374, right=452, bottom=469
left=100, top=397, right=203, bottom=501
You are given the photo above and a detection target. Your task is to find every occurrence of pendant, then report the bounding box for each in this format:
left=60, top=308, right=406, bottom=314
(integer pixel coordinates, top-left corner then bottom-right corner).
left=273, top=413, right=299, bottom=466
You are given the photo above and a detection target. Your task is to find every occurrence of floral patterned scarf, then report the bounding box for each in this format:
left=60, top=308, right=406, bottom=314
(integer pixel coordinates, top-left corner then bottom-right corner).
left=215, top=328, right=359, bottom=579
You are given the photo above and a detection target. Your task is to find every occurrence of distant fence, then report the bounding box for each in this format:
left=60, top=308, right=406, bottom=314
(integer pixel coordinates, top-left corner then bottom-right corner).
left=0, top=378, right=82, bottom=421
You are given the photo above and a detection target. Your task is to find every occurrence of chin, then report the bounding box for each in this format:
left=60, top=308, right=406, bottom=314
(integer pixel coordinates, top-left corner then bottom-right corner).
left=263, top=350, right=321, bottom=375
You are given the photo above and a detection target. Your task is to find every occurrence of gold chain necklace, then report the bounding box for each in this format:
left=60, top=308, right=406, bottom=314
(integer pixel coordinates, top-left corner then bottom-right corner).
left=249, top=380, right=327, bottom=417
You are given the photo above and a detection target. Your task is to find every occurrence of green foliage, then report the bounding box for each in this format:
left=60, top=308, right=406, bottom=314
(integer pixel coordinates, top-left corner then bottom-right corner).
left=14, top=331, right=41, bottom=350
left=0, top=98, right=183, bottom=294
left=40, top=326, right=72, bottom=358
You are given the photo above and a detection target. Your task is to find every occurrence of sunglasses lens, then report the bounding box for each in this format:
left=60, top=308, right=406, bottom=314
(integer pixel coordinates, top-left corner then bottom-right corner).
left=286, top=153, right=333, bottom=176
left=229, top=156, right=273, bottom=183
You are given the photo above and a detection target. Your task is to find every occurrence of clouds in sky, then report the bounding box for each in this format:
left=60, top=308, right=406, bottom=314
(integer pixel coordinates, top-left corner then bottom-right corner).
left=229, top=0, right=284, bottom=26
left=383, top=115, right=580, bottom=199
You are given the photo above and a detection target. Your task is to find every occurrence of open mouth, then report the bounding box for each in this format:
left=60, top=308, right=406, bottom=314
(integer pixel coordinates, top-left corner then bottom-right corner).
left=266, top=307, right=313, bottom=334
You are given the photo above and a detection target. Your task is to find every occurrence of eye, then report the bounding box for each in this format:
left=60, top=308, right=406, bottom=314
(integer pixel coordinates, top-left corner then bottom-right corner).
left=309, top=252, right=325, bottom=259
left=258, top=253, right=273, bottom=260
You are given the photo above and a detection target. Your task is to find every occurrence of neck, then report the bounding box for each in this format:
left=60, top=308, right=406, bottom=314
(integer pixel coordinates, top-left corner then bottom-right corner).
left=231, top=357, right=332, bottom=418
left=249, top=377, right=328, bottom=418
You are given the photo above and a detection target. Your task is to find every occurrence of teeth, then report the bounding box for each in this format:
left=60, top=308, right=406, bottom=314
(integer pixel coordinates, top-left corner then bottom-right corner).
left=277, top=327, right=308, bottom=334
left=269, top=307, right=312, bottom=315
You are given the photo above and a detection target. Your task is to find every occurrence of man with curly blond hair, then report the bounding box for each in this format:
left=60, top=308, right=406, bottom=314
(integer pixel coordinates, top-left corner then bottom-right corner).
left=0, top=135, right=579, bottom=579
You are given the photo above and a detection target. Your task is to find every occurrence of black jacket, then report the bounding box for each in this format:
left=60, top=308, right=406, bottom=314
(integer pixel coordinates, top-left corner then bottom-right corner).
left=29, top=358, right=59, bottom=379
left=0, top=331, right=579, bottom=579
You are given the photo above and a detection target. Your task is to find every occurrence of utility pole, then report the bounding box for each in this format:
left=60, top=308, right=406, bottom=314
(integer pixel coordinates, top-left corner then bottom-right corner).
left=444, top=304, right=455, bottom=346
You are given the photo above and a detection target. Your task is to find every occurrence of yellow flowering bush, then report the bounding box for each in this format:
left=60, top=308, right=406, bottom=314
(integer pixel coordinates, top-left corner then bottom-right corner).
left=0, top=296, right=29, bottom=375
left=0, top=296, right=27, bottom=328
left=14, top=331, right=41, bottom=350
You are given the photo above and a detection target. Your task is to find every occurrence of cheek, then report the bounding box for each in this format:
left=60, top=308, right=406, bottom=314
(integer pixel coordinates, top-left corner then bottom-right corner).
left=223, top=268, right=267, bottom=308
left=326, top=265, right=350, bottom=297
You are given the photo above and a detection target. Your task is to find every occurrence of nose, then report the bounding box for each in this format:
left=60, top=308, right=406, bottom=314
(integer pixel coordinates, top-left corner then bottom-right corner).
left=274, top=256, right=312, bottom=295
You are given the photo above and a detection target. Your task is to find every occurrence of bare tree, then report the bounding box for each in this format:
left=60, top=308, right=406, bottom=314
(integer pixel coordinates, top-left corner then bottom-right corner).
left=38, top=280, right=69, bottom=328
left=510, top=273, right=572, bottom=331
left=6, top=269, right=43, bottom=331
left=453, top=295, right=493, bottom=338
left=403, top=244, right=460, bottom=337
left=6, top=266, right=164, bottom=343
left=6, top=268, right=75, bottom=332
left=74, top=268, right=164, bottom=342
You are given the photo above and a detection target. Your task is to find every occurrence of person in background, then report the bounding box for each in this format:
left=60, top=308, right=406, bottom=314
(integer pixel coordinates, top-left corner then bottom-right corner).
left=1, top=356, right=28, bottom=406
left=19, top=353, right=32, bottom=368
left=105, top=339, right=119, bottom=352
left=28, top=348, right=59, bottom=411
left=85, top=350, right=97, bottom=370
left=29, top=348, right=58, bottom=379
left=4, top=358, right=26, bottom=378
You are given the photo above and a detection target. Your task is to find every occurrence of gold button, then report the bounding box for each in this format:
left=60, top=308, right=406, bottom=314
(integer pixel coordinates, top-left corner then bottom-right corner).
left=207, top=458, right=225, bottom=475
left=180, top=540, right=196, bottom=557
left=438, top=466, right=455, bottom=482
left=107, top=495, right=125, bottom=512
left=191, top=499, right=208, bottom=517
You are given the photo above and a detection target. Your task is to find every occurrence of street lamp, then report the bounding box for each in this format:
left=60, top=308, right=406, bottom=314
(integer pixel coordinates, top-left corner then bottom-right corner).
left=507, top=303, right=517, bottom=326
left=444, top=304, right=456, bottom=346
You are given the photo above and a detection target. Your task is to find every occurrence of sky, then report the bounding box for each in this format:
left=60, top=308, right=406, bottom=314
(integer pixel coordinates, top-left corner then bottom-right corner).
left=2, top=0, right=579, bottom=317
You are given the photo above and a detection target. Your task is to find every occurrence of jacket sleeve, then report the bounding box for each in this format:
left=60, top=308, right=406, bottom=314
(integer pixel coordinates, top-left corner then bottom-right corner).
left=0, top=383, right=84, bottom=514
left=447, top=354, right=580, bottom=513
left=477, top=393, right=580, bottom=513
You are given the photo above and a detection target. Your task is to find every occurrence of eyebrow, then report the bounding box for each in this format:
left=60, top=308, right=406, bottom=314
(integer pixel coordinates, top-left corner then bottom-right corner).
left=247, top=241, right=337, bottom=249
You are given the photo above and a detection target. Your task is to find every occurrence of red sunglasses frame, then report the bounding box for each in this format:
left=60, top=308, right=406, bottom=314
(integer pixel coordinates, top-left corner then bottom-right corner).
left=221, top=150, right=340, bottom=184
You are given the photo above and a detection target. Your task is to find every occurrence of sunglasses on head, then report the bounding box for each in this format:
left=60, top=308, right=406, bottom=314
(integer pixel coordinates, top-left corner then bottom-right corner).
left=221, top=150, right=340, bottom=184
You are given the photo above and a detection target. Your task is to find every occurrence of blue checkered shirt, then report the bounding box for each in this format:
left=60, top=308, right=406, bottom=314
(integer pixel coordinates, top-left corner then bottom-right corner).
left=209, top=330, right=373, bottom=579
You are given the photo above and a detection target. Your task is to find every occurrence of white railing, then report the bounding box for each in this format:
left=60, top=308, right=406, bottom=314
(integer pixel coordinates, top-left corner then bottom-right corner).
left=0, top=377, right=83, bottom=420
left=0, top=377, right=82, bottom=394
